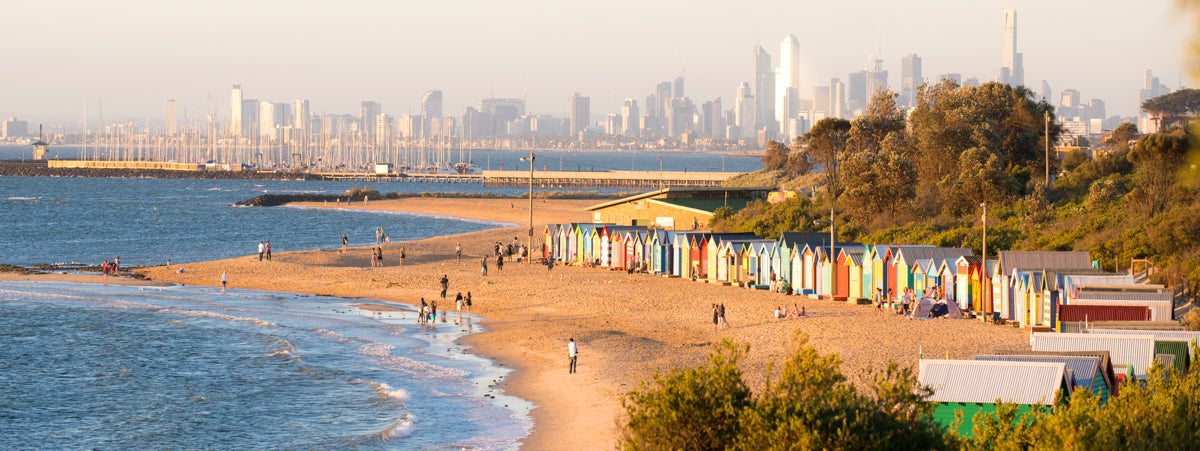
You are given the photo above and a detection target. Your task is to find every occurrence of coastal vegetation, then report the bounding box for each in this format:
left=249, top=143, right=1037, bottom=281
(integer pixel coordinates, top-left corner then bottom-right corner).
left=619, top=335, right=1200, bottom=450
left=716, top=81, right=1200, bottom=295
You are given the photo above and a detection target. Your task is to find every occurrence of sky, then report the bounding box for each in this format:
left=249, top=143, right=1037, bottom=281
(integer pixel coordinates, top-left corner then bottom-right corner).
left=2, top=0, right=1190, bottom=127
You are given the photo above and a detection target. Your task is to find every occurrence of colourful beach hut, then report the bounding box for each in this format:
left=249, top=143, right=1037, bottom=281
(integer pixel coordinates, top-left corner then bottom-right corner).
left=841, top=248, right=864, bottom=301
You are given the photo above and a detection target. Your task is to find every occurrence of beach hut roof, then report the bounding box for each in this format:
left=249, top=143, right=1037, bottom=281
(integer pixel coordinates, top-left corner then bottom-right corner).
left=1089, top=329, right=1200, bottom=343
left=779, top=232, right=834, bottom=249
left=1074, top=291, right=1173, bottom=302
left=1031, top=332, right=1156, bottom=378
left=993, top=350, right=1117, bottom=392
left=846, top=252, right=864, bottom=267
left=918, top=359, right=1068, bottom=405
left=894, top=247, right=974, bottom=265
left=999, top=251, right=1094, bottom=272
left=973, top=355, right=1102, bottom=391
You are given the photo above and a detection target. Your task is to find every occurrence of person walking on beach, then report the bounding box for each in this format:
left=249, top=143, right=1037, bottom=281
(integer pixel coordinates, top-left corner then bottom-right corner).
left=439, top=275, right=449, bottom=301
left=114, top=256, right=120, bottom=272
left=430, top=300, right=438, bottom=324
left=456, top=243, right=462, bottom=262
left=341, top=233, right=348, bottom=253
left=480, top=256, right=488, bottom=276
left=377, top=246, right=384, bottom=266
left=221, top=271, right=227, bottom=294
left=399, top=247, right=406, bottom=266
left=873, top=288, right=884, bottom=315
left=718, top=303, right=729, bottom=329
left=465, top=292, right=473, bottom=319
left=258, top=241, right=265, bottom=261
left=496, top=254, right=504, bottom=274
left=265, top=241, right=272, bottom=261
left=567, top=338, right=578, bottom=374
left=455, top=292, right=464, bottom=325
left=419, top=298, right=428, bottom=325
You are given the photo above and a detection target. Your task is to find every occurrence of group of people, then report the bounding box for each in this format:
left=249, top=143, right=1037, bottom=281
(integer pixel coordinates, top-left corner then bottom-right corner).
left=370, top=246, right=385, bottom=267
left=873, top=286, right=943, bottom=318
left=494, top=239, right=527, bottom=263
left=375, top=227, right=390, bottom=244
left=711, top=303, right=730, bottom=331
left=454, top=291, right=473, bottom=325
left=773, top=304, right=808, bottom=319
left=100, top=256, right=121, bottom=282
left=257, top=241, right=272, bottom=261
left=418, top=297, right=438, bottom=325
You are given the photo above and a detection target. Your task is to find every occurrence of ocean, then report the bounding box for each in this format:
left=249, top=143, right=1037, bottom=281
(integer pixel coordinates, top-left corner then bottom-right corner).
left=0, top=152, right=761, bottom=449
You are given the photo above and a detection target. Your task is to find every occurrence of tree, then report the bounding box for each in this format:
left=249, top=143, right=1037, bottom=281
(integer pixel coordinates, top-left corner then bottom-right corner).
left=801, top=118, right=852, bottom=198
left=939, top=147, right=1019, bottom=215
left=761, top=140, right=789, bottom=171
left=849, top=89, right=907, bottom=153
left=1127, top=131, right=1190, bottom=215
left=1107, top=123, right=1139, bottom=147
left=619, top=339, right=752, bottom=450
left=839, top=132, right=917, bottom=220
left=1141, top=88, right=1200, bottom=129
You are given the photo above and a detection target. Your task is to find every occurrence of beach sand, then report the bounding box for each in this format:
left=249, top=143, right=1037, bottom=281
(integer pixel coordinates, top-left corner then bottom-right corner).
left=136, top=197, right=1032, bottom=450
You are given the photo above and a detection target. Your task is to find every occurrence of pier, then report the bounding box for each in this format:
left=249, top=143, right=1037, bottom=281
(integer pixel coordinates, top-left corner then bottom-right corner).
left=314, top=170, right=736, bottom=189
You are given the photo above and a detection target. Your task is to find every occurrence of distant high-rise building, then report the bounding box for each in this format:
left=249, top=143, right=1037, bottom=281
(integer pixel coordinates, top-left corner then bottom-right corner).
left=165, top=99, right=178, bottom=136
left=375, top=114, right=395, bottom=148
left=780, top=87, right=800, bottom=141
left=230, top=85, right=243, bottom=137
left=605, top=113, right=622, bottom=136
left=999, top=9, right=1024, bottom=86
left=1061, top=89, right=1081, bottom=108
left=776, top=34, right=800, bottom=128
left=938, top=73, right=962, bottom=85
left=1087, top=99, right=1106, bottom=123
left=753, top=45, right=775, bottom=136
left=866, top=56, right=889, bottom=104
left=812, top=86, right=830, bottom=117
left=479, top=98, right=525, bottom=124
left=259, top=101, right=276, bottom=141
left=1041, top=80, right=1052, bottom=103
left=360, top=101, right=382, bottom=143
left=398, top=114, right=421, bottom=139
left=2, top=117, right=27, bottom=138
left=900, top=54, right=922, bottom=108
left=735, top=82, right=754, bottom=136
left=701, top=99, right=724, bottom=138
left=569, top=92, right=590, bottom=138
left=848, top=70, right=867, bottom=113
left=293, top=99, right=309, bottom=136
left=964, top=77, right=980, bottom=87
left=621, top=98, right=640, bottom=137
left=830, top=78, right=845, bottom=118
left=421, top=90, right=443, bottom=136
left=1138, top=70, right=1172, bottom=132
left=674, top=76, right=685, bottom=99
left=241, top=99, right=259, bottom=138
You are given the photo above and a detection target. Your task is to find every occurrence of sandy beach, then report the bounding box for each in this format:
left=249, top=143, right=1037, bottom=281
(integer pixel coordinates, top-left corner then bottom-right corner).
left=130, top=197, right=1030, bottom=450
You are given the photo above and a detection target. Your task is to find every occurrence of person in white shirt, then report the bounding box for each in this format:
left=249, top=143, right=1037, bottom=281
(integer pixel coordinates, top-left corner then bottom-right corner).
left=567, top=338, right=578, bottom=374
left=221, top=271, right=227, bottom=294
left=257, top=241, right=265, bottom=261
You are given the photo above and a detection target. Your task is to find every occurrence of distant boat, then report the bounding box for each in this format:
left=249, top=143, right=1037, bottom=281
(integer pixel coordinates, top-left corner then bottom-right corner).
left=455, top=162, right=481, bottom=175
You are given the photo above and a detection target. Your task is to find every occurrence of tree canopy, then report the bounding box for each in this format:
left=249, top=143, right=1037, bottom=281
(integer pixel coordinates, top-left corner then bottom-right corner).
left=1140, top=88, right=1200, bottom=128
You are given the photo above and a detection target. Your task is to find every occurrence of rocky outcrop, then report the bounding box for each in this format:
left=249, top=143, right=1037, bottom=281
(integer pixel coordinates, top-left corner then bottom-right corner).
left=234, top=194, right=342, bottom=207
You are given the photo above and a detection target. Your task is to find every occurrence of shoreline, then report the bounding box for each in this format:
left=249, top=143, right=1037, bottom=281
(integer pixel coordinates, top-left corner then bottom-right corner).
left=86, top=196, right=1029, bottom=449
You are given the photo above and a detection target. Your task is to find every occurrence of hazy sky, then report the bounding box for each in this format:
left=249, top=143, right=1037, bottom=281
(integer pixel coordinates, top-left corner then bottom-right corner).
left=3, top=0, right=1189, bottom=126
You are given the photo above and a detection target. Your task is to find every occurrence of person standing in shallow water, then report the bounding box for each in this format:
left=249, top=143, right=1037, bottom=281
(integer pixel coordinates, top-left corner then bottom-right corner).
left=221, top=271, right=227, bottom=294
left=341, top=233, right=348, bottom=253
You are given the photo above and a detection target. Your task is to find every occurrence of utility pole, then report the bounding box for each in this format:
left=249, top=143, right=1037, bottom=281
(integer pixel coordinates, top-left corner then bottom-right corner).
left=1044, top=111, right=1050, bottom=182
left=981, top=202, right=989, bottom=318
left=521, top=150, right=535, bottom=262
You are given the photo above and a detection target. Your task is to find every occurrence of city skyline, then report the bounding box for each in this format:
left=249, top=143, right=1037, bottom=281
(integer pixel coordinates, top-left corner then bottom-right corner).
left=2, top=0, right=1187, bottom=125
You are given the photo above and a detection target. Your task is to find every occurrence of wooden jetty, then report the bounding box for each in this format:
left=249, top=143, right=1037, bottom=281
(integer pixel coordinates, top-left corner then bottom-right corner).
left=314, top=170, right=736, bottom=189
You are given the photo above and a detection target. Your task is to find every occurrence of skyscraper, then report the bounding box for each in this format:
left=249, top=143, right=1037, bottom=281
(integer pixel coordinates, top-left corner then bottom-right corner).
left=621, top=98, right=640, bottom=137
left=830, top=78, right=845, bottom=119
left=1041, top=80, right=1052, bottom=102
left=866, top=56, right=888, bottom=105
left=674, top=76, right=685, bottom=99
left=259, top=101, right=276, bottom=141
left=735, top=82, right=754, bottom=137
left=848, top=70, right=867, bottom=113
left=421, top=90, right=443, bottom=136
left=753, top=45, right=775, bottom=136
left=230, top=84, right=243, bottom=137
left=776, top=34, right=800, bottom=128
left=293, top=99, right=309, bottom=136
left=1138, top=70, right=1172, bottom=132
left=569, top=92, right=590, bottom=138
left=812, top=86, right=830, bottom=117
left=165, top=99, right=178, bottom=136
left=360, top=101, right=382, bottom=144
left=999, top=9, right=1024, bottom=86
left=900, top=54, right=922, bottom=108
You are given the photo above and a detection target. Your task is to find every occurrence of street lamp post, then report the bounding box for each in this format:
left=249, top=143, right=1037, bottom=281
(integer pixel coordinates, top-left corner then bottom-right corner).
left=521, top=151, right=535, bottom=262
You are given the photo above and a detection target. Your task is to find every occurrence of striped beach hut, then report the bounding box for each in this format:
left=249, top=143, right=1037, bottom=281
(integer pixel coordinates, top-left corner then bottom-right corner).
left=919, top=359, right=1069, bottom=438
left=840, top=247, right=865, bottom=301
left=974, top=355, right=1109, bottom=404
left=1031, top=332, right=1156, bottom=379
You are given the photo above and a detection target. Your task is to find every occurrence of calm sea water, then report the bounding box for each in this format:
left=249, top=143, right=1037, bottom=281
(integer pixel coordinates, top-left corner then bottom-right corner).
left=0, top=281, right=529, bottom=449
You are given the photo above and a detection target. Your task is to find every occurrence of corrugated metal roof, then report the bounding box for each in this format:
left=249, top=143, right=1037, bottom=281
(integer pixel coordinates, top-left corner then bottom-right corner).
left=918, top=359, right=1067, bottom=405
left=1090, top=329, right=1200, bottom=344
left=779, top=232, right=833, bottom=248
left=894, top=247, right=974, bottom=264
left=1031, top=333, right=1155, bottom=378
left=999, top=251, right=1093, bottom=272
left=973, top=355, right=1102, bottom=391
left=847, top=253, right=864, bottom=267
left=1060, top=305, right=1151, bottom=322
left=1155, top=354, right=1176, bottom=371
left=1075, top=292, right=1173, bottom=302
left=992, top=350, right=1117, bottom=393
